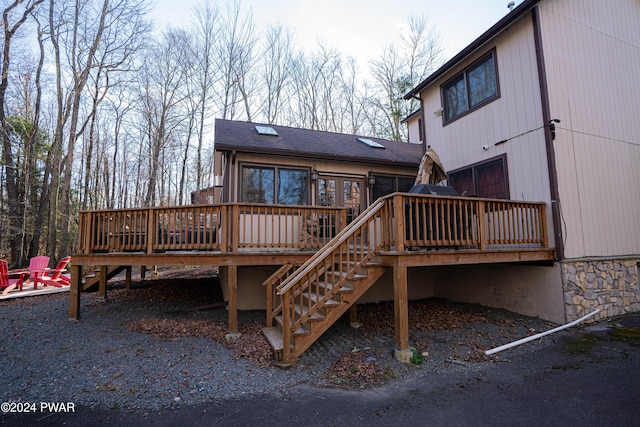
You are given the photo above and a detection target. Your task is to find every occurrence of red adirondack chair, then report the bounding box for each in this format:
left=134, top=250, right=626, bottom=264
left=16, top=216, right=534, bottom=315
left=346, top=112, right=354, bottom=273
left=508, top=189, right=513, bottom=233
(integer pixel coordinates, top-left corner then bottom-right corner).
left=1, top=260, right=29, bottom=295
left=36, top=256, right=71, bottom=288
left=22, top=256, right=50, bottom=290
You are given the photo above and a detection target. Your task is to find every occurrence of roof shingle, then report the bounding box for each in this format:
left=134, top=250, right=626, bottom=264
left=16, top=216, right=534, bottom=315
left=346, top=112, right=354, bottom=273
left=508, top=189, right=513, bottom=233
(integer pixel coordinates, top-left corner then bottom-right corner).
left=214, top=119, right=423, bottom=167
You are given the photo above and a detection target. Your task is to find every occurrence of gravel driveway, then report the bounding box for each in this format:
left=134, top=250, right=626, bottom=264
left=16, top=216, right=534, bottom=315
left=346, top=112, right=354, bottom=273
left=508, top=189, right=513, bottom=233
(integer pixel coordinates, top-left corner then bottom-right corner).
left=0, top=268, right=566, bottom=413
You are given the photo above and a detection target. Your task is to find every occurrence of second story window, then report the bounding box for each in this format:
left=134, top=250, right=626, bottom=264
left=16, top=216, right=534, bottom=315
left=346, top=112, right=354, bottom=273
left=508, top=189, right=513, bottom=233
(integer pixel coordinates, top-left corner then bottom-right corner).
left=442, top=50, right=499, bottom=123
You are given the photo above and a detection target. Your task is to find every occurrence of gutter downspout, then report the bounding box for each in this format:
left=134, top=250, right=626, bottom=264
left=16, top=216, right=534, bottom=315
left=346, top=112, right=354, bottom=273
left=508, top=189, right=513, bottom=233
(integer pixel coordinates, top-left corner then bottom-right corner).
left=532, top=6, right=564, bottom=261
left=411, top=94, right=428, bottom=156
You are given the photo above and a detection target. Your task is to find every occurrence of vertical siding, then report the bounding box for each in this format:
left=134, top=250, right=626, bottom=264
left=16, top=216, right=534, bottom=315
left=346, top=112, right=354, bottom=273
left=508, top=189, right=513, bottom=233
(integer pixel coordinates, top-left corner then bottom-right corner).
left=539, top=0, right=640, bottom=258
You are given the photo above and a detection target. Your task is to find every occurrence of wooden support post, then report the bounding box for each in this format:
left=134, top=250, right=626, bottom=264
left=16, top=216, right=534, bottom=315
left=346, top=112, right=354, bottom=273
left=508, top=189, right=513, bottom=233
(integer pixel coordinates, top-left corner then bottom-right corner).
left=141, top=265, right=146, bottom=280
left=393, top=265, right=409, bottom=350
left=478, top=200, right=487, bottom=251
left=227, top=265, right=238, bottom=334
left=349, top=304, right=361, bottom=328
left=125, top=266, right=132, bottom=290
left=68, top=264, right=82, bottom=320
left=393, top=194, right=405, bottom=252
left=231, top=205, right=239, bottom=253
left=146, top=207, right=154, bottom=254
left=98, top=266, right=107, bottom=301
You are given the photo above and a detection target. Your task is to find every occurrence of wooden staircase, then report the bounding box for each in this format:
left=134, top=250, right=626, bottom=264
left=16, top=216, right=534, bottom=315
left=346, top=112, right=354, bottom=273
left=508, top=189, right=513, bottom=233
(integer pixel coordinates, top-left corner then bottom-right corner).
left=262, top=199, right=390, bottom=366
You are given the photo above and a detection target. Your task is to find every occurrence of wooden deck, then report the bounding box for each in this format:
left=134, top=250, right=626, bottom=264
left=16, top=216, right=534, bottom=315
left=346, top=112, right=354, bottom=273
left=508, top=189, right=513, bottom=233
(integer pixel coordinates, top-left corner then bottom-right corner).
left=69, top=193, right=555, bottom=363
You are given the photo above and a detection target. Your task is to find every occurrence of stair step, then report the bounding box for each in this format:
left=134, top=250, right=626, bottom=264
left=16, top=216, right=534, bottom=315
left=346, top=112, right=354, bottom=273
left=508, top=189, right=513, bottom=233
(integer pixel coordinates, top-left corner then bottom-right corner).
left=318, top=282, right=354, bottom=294
left=294, top=304, right=326, bottom=322
left=275, top=315, right=310, bottom=336
left=326, top=271, right=366, bottom=281
left=262, top=327, right=284, bottom=351
left=306, top=293, right=340, bottom=307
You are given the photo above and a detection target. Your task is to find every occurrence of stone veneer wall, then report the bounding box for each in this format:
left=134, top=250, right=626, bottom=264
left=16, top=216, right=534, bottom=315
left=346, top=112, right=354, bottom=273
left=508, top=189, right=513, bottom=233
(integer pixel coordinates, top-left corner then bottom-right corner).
left=562, top=258, right=639, bottom=322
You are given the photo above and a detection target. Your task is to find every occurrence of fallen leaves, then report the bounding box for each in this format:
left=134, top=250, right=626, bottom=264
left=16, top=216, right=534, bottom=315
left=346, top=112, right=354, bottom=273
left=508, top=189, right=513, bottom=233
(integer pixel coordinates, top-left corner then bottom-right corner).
left=127, top=318, right=274, bottom=368
left=324, top=351, right=396, bottom=389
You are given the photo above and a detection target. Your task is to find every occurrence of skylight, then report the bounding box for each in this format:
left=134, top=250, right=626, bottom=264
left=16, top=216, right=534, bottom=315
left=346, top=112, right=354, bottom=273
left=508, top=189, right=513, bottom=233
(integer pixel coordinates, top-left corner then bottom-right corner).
left=255, top=125, right=279, bottom=136
left=357, top=137, right=385, bottom=149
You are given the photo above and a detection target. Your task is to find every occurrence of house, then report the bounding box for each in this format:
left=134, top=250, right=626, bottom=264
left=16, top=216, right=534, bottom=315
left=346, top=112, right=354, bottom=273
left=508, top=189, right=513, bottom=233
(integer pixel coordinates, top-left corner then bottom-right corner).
left=403, top=0, right=640, bottom=323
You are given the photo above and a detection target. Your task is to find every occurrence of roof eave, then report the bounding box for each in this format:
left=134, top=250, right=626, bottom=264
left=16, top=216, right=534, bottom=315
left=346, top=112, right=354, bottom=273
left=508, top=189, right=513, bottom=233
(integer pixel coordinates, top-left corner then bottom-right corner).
left=215, top=144, right=420, bottom=168
left=404, top=0, right=541, bottom=100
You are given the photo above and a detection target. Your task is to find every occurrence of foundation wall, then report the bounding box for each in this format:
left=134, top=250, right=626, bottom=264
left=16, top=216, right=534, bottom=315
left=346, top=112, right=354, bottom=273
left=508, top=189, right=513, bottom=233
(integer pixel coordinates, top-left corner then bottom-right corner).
left=562, top=258, right=640, bottom=322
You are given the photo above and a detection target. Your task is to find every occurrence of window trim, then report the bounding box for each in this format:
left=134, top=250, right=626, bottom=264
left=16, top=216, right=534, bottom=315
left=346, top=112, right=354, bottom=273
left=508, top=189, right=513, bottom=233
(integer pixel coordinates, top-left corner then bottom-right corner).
left=239, top=162, right=310, bottom=205
left=448, top=154, right=509, bottom=199
left=441, top=49, right=500, bottom=125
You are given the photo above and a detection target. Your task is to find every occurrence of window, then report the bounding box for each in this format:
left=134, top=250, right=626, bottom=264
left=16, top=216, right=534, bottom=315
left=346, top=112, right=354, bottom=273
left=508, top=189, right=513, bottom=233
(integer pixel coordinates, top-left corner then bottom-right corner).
left=448, top=155, right=508, bottom=199
left=371, top=175, right=415, bottom=200
left=317, top=177, right=363, bottom=223
left=442, top=51, right=499, bottom=123
left=277, top=169, right=308, bottom=205
left=255, top=125, right=278, bottom=136
left=357, top=137, right=385, bottom=149
left=241, top=165, right=308, bottom=205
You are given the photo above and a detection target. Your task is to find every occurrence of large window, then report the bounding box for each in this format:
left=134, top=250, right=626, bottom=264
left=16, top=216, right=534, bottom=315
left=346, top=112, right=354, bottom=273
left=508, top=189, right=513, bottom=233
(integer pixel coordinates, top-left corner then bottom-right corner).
left=448, top=155, right=508, bottom=199
left=241, top=165, right=308, bottom=205
left=442, top=50, right=499, bottom=123
left=371, top=175, right=415, bottom=200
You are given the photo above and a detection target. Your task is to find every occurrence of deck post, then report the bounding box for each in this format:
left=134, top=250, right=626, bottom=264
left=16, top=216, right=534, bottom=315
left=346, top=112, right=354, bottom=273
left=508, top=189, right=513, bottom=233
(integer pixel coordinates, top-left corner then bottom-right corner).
left=231, top=205, right=239, bottom=253
left=146, top=208, right=155, bottom=254
left=68, top=264, right=82, bottom=320
left=349, top=304, right=360, bottom=328
left=393, top=265, right=409, bottom=350
left=225, top=265, right=240, bottom=342
left=393, top=194, right=405, bottom=252
left=98, top=266, right=107, bottom=301
left=125, top=266, right=132, bottom=290
left=478, top=200, right=487, bottom=250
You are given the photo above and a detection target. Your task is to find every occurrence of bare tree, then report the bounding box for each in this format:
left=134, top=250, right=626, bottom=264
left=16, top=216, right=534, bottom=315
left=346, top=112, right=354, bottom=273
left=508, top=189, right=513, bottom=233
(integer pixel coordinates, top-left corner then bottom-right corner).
left=0, top=0, right=44, bottom=265
left=138, top=29, right=193, bottom=206
left=191, top=1, right=220, bottom=191
left=258, top=23, right=296, bottom=125
left=291, top=43, right=347, bottom=132
left=45, top=0, right=151, bottom=259
left=216, top=0, right=256, bottom=121
left=368, top=14, right=443, bottom=141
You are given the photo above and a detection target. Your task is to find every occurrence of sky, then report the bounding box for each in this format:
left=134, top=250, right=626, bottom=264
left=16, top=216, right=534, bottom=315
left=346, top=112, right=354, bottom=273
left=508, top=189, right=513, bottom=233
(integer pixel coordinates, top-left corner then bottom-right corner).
left=151, top=0, right=524, bottom=68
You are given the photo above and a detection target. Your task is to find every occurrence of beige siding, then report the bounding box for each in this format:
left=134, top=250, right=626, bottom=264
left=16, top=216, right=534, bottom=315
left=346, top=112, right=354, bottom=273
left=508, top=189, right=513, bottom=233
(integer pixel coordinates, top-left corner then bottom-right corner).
left=539, top=0, right=640, bottom=258
left=419, top=15, right=554, bottom=238
left=405, top=116, right=423, bottom=144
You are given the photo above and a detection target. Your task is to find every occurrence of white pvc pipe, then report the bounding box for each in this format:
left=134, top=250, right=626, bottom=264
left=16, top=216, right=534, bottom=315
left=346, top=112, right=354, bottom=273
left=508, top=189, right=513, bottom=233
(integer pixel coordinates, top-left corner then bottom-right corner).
left=485, top=308, right=600, bottom=356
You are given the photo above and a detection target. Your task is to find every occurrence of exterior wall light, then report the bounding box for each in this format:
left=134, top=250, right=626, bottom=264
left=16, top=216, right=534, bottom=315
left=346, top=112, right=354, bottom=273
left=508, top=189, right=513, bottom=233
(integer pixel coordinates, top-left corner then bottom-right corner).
left=367, top=172, right=376, bottom=187
left=310, top=165, right=319, bottom=182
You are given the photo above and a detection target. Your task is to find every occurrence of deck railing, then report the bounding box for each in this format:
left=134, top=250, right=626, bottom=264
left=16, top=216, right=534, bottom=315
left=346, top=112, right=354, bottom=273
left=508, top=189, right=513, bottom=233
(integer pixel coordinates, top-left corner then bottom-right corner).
left=78, top=203, right=347, bottom=254
left=77, top=194, right=548, bottom=255
left=402, top=194, right=548, bottom=250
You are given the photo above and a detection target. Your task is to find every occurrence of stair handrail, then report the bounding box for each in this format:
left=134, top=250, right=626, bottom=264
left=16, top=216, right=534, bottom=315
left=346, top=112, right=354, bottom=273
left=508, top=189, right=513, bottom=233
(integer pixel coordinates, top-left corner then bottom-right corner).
left=263, top=263, right=295, bottom=327
left=276, top=196, right=388, bottom=296
left=275, top=196, right=390, bottom=363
